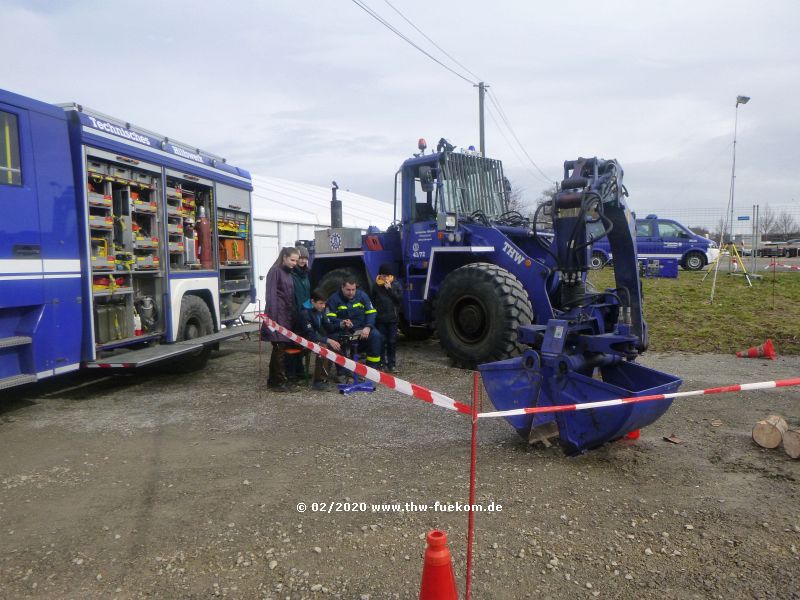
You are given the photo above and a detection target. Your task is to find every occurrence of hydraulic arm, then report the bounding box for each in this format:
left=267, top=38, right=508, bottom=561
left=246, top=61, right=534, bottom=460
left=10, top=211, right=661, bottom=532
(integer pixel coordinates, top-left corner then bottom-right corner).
left=480, top=157, right=682, bottom=454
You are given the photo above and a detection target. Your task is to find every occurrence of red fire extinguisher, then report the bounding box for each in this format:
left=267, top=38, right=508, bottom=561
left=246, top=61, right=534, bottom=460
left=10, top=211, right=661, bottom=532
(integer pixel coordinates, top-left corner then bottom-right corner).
left=133, top=309, right=142, bottom=336
left=196, top=205, right=213, bottom=269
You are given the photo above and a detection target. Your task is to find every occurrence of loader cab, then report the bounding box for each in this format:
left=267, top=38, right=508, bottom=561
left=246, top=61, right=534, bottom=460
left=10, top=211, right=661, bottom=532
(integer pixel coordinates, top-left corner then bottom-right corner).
left=397, top=146, right=507, bottom=226
left=397, top=157, right=440, bottom=225
left=397, top=156, right=442, bottom=270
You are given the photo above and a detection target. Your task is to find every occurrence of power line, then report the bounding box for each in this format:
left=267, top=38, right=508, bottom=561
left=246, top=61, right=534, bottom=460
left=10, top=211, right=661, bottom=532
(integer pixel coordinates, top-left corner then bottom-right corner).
left=350, top=0, right=476, bottom=85
left=351, top=0, right=555, bottom=186
left=380, top=0, right=484, bottom=83
left=487, top=90, right=555, bottom=183
left=485, top=102, right=553, bottom=186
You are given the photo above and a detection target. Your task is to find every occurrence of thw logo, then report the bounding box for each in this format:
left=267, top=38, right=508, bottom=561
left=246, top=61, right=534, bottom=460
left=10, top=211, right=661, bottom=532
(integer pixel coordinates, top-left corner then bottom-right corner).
left=502, top=241, right=525, bottom=265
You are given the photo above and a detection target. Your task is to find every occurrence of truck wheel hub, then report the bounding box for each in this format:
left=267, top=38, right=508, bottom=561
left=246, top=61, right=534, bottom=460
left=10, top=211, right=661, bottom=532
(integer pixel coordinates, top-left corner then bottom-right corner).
left=453, top=297, right=486, bottom=343
left=185, top=321, right=201, bottom=339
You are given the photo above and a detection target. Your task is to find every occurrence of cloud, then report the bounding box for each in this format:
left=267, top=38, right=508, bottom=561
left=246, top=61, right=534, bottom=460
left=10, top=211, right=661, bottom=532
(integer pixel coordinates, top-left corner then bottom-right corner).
left=1, top=0, right=797, bottom=219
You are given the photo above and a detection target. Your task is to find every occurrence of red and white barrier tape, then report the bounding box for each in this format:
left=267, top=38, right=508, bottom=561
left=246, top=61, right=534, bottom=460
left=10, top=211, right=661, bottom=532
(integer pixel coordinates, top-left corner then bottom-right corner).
left=477, top=377, right=800, bottom=419
left=764, top=262, right=800, bottom=270
left=258, top=314, right=472, bottom=415
left=258, top=315, right=799, bottom=421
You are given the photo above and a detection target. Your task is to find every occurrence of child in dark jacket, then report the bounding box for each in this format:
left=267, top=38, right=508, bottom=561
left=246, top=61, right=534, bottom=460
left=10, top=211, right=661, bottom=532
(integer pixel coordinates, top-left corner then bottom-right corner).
left=296, top=289, right=342, bottom=390
left=372, top=263, right=402, bottom=372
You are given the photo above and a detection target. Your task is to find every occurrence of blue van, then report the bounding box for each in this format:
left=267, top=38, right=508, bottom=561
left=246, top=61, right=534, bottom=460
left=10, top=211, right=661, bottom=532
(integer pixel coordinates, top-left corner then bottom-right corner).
left=591, top=214, right=719, bottom=271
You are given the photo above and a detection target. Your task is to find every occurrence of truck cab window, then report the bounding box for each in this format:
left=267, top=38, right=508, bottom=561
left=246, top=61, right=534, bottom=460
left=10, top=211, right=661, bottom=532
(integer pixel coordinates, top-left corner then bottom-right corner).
left=657, top=222, right=683, bottom=238
left=636, top=221, right=652, bottom=237
left=0, top=111, right=22, bottom=186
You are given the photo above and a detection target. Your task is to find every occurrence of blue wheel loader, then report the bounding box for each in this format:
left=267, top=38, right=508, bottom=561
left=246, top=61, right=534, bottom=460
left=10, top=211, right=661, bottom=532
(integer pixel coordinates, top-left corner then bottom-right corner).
left=308, top=138, right=681, bottom=454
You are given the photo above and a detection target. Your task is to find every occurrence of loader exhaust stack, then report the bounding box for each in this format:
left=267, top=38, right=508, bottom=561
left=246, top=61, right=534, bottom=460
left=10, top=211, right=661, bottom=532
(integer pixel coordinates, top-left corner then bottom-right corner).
left=331, top=181, right=342, bottom=229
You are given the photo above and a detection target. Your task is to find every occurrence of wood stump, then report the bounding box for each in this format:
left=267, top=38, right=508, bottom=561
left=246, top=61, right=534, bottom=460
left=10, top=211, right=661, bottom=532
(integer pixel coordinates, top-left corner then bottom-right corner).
left=752, top=415, right=788, bottom=449
left=783, top=428, right=800, bottom=459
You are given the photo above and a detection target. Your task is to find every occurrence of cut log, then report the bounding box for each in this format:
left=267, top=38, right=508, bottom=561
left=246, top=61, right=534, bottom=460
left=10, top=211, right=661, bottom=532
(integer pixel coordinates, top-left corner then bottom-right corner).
left=783, top=428, right=800, bottom=459
left=752, top=415, right=788, bottom=449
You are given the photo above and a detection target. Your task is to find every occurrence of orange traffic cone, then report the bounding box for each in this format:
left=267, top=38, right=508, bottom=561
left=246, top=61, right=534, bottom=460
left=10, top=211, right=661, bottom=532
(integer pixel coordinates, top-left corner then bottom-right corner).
left=419, top=530, right=458, bottom=600
left=736, top=339, right=777, bottom=360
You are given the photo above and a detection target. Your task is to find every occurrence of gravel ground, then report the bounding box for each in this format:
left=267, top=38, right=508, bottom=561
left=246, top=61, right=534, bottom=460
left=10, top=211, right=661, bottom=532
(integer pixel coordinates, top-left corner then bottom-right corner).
left=1, top=338, right=799, bottom=599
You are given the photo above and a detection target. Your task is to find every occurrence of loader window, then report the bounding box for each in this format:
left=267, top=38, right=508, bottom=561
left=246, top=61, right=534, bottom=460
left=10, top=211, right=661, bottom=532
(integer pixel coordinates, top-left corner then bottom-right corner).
left=412, top=175, right=437, bottom=222
left=0, top=111, right=22, bottom=187
left=440, top=152, right=505, bottom=217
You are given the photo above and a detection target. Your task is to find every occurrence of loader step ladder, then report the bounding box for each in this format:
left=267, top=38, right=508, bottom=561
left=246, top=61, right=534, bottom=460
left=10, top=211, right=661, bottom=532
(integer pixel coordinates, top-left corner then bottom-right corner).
left=406, top=265, right=428, bottom=307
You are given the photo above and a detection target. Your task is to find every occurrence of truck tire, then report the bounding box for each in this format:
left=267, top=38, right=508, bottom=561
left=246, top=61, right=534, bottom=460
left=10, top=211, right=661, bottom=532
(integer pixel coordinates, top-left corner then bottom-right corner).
left=434, top=263, right=533, bottom=368
left=590, top=252, right=607, bottom=270
left=683, top=251, right=705, bottom=271
left=318, top=268, right=369, bottom=299
left=173, top=295, right=214, bottom=372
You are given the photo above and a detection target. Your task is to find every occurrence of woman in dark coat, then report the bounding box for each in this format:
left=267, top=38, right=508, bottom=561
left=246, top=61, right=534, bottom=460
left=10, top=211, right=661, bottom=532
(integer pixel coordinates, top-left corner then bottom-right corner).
left=287, top=245, right=311, bottom=381
left=263, top=246, right=299, bottom=391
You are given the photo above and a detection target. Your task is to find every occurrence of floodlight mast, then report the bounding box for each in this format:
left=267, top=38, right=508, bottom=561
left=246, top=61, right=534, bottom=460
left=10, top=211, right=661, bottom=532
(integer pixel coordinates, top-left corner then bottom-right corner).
left=711, top=94, right=750, bottom=304
left=728, top=95, right=750, bottom=253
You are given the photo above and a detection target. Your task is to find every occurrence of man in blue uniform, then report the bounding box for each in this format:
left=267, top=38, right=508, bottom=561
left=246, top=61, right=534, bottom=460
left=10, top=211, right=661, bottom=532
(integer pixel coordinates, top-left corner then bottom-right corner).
left=326, top=276, right=383, bottom=381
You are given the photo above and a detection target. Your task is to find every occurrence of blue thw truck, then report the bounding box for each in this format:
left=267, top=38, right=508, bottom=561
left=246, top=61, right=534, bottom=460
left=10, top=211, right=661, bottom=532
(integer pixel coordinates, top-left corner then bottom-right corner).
left=0, top=88, right=256, bottom=390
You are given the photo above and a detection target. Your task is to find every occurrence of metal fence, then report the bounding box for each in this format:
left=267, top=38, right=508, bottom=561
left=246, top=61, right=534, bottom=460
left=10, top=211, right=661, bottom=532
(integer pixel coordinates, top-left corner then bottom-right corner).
left=635, top=204, right=800, bottom=242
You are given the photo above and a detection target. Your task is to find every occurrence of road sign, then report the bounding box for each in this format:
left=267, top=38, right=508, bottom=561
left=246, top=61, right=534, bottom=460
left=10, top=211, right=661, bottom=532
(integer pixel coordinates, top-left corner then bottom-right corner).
left=737, top=216, right=750, bottom=221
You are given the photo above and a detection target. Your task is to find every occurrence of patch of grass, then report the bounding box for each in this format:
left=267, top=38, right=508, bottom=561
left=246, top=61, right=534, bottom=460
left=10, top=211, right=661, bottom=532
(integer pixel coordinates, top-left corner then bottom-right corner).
left=587, top=269, right=800, bottom=355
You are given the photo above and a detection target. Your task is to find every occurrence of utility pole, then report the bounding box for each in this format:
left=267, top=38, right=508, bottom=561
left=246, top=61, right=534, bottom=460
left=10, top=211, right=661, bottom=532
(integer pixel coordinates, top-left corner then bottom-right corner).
left=476, top=82, right=487, bottom=156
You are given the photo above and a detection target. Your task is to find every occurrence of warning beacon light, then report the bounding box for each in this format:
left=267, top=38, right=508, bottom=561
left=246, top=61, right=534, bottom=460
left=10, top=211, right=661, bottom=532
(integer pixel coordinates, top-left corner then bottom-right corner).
left=418, top=138, right=427, bottom=154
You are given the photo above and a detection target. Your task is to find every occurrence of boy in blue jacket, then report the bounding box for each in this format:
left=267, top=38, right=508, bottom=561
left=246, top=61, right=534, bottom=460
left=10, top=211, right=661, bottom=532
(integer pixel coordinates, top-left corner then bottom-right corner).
left=297, top=289, right=342, bottom=391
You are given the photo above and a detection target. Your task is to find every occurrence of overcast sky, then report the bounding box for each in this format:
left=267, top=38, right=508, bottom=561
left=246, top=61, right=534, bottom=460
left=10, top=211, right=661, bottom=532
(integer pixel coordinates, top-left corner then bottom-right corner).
left=3, top=0, right=798, bottom=229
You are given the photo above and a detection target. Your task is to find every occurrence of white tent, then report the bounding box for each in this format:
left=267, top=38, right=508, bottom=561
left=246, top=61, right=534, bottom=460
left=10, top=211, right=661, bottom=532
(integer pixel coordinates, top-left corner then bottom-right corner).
left=250, top=174, right=393, bottom=308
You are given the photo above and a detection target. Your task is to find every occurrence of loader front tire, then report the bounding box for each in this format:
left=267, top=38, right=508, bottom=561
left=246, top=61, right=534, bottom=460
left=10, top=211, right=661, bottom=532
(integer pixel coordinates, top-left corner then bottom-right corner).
left=434, top=263, right=533, bottom=368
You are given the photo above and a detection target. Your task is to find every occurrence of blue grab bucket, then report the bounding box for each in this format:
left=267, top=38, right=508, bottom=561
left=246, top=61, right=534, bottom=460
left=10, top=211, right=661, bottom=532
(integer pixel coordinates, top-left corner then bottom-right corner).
left=480, top=357, right=683, bottom=455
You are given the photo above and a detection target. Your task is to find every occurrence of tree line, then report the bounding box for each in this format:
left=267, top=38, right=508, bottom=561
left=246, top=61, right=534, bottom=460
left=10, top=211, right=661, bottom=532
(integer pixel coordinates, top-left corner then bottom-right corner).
left=690, top=205, right=798, bottom=242
left=505, top=183, right=798, bottom=243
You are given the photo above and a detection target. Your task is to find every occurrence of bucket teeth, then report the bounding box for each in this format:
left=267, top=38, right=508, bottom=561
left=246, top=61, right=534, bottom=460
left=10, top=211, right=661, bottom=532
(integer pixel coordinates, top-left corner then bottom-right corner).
left=528, top=421, right=560, bottom=447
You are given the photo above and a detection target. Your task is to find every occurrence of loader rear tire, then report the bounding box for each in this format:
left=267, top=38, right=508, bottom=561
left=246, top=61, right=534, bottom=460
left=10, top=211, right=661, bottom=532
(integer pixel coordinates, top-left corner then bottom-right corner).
left=318, top=268, right=370, bottom=299
left=434, top=263, right=533, bottom=368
